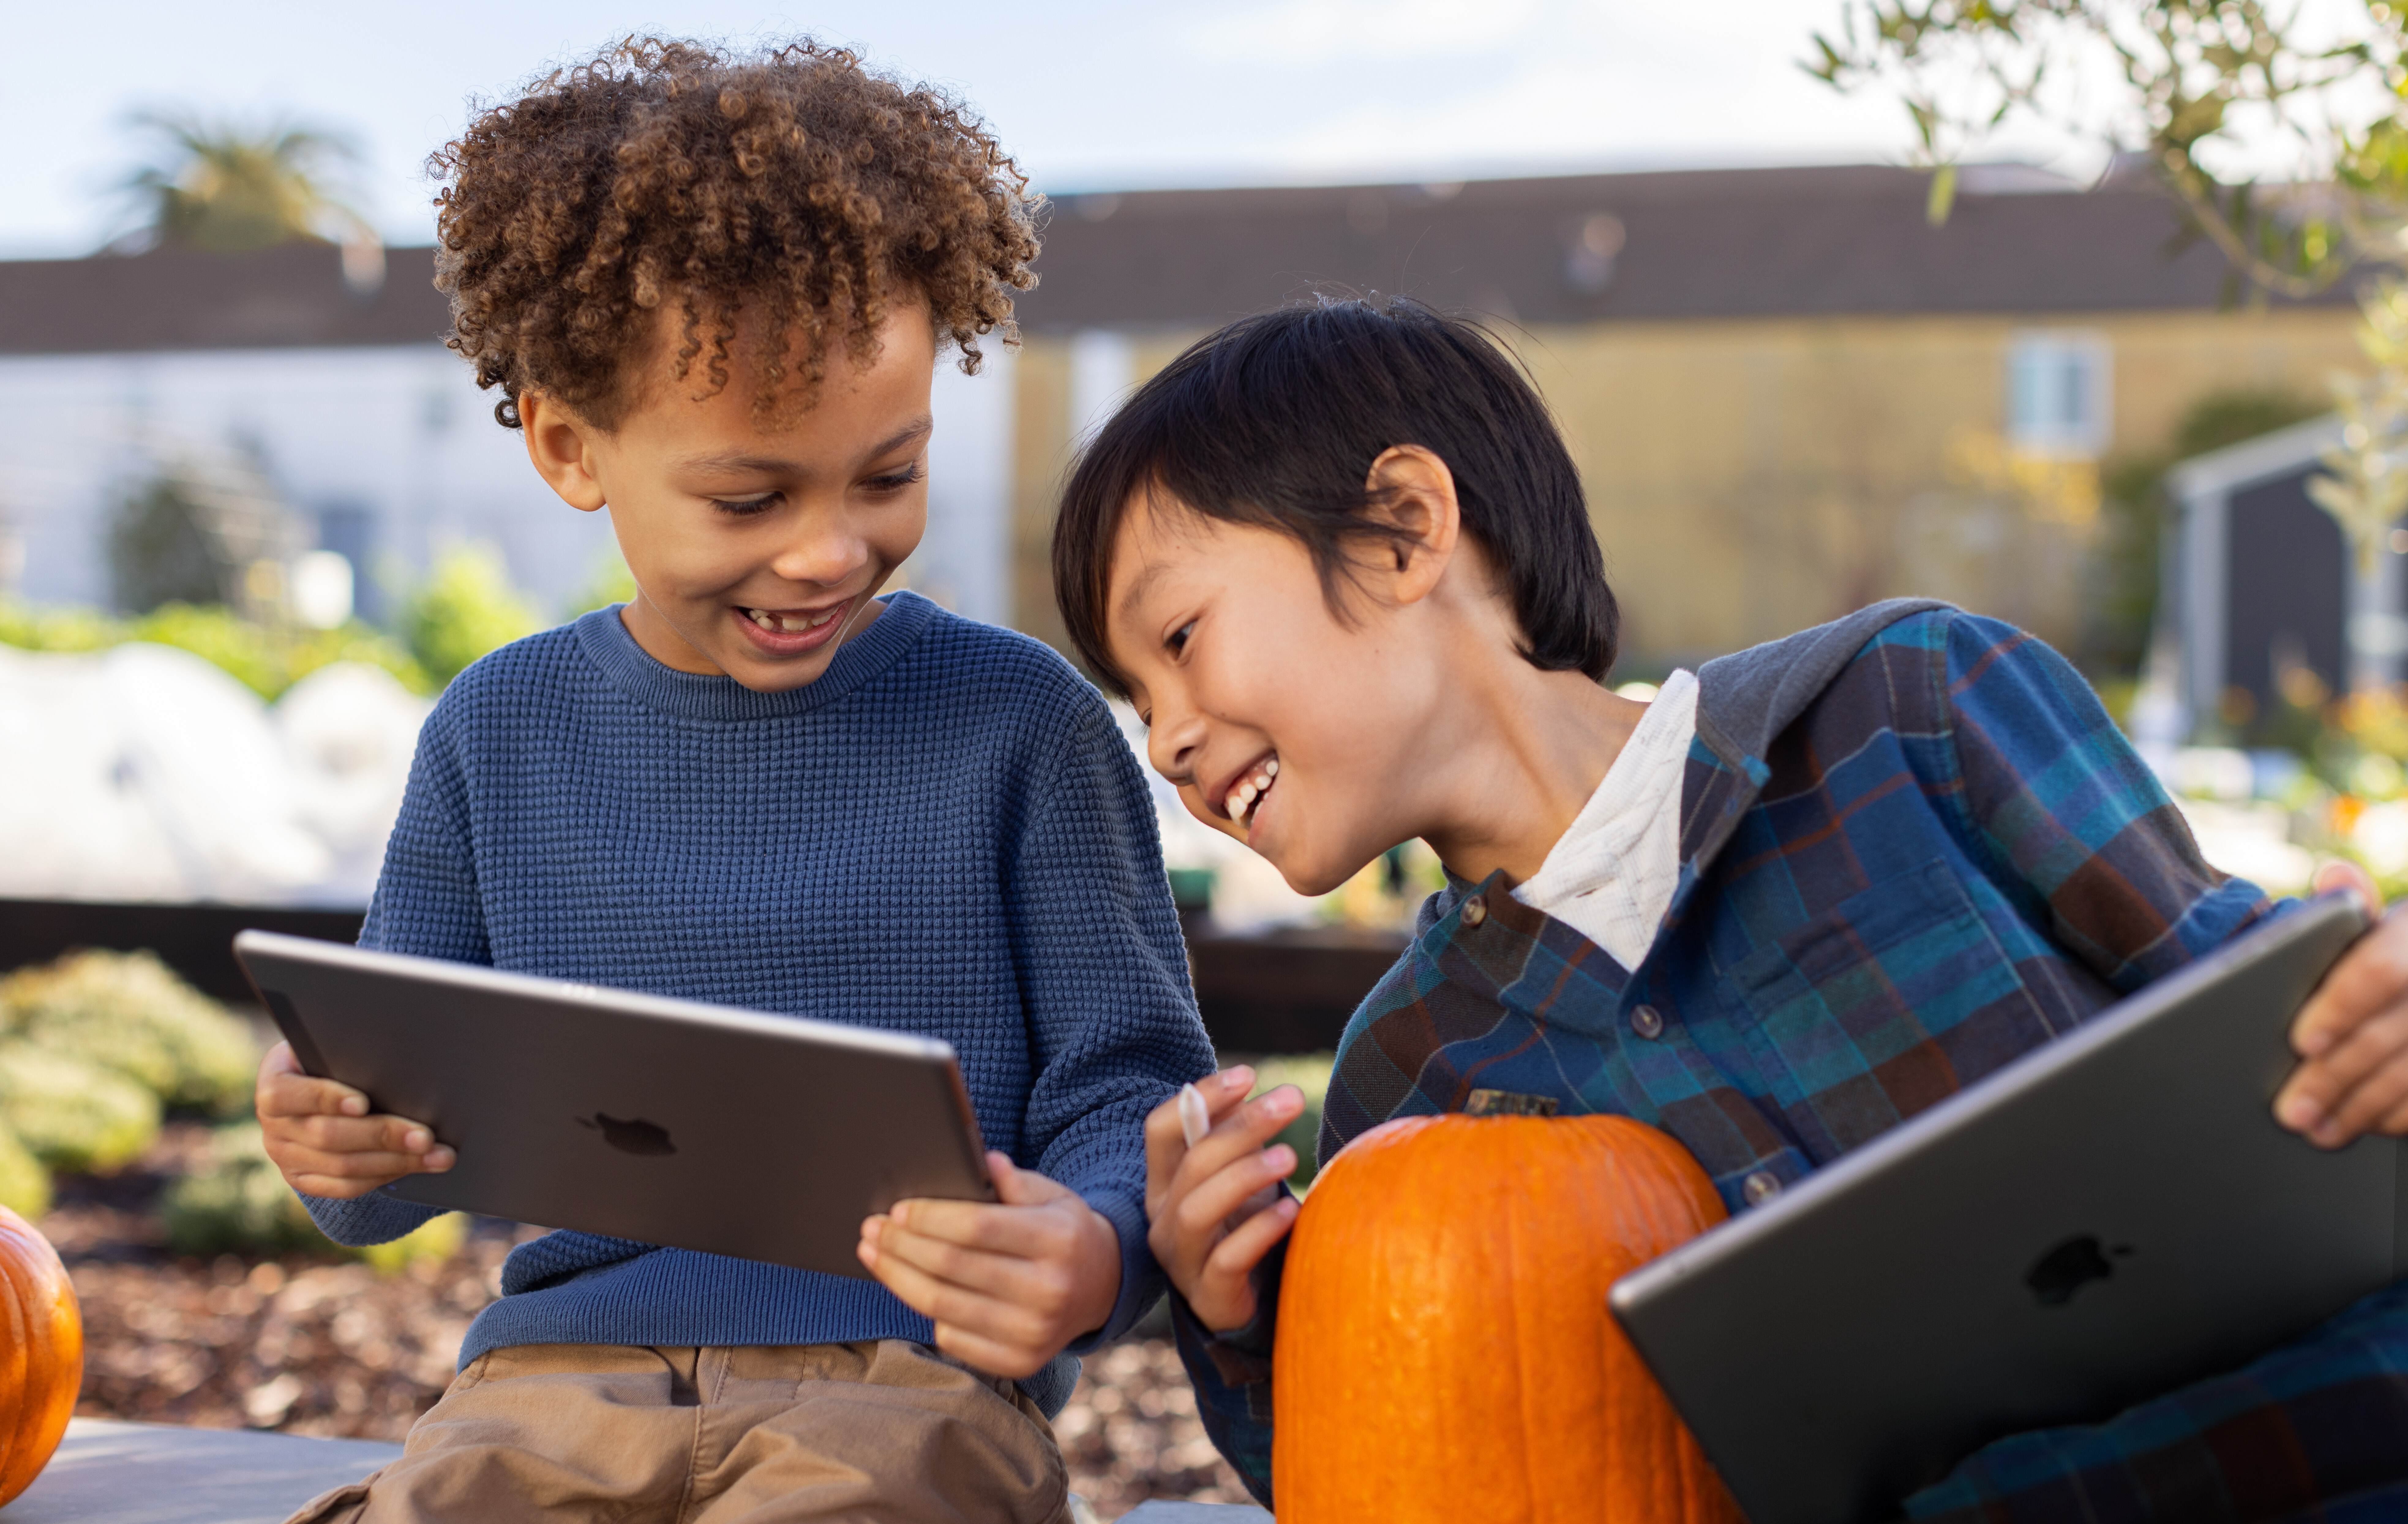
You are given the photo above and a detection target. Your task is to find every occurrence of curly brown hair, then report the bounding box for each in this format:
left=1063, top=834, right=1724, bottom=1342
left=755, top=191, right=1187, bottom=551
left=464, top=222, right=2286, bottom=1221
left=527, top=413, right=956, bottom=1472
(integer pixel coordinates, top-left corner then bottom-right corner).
left=429, top=38, right=1040, bottom=430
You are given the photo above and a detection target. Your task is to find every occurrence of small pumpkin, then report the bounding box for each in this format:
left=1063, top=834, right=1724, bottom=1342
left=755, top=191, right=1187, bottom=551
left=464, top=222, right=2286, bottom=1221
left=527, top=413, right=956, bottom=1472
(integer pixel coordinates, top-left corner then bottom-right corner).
left=0, top=1205, right=80, bottom=1507
left=1272, top=1113, right=1739, bottom=1523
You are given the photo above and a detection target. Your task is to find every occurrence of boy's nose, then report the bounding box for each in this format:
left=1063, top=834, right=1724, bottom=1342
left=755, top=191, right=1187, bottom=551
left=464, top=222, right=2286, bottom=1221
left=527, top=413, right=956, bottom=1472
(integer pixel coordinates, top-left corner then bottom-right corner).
left=768, top=528, right=872, bottom=587
left=1148, top=712, right=1205, bottom=788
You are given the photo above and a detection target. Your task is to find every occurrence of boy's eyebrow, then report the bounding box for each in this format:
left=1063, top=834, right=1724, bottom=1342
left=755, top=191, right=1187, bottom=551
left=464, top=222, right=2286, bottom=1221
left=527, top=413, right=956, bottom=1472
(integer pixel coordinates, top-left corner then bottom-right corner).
left=673, top=417, right=934, bottom=476
left=1113, top=561, right=1172, bottom=628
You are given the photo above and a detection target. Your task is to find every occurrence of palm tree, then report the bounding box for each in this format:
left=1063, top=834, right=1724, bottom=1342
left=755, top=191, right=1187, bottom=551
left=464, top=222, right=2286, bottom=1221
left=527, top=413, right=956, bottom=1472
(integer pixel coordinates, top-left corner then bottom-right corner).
left=112, top=111, right=370, bottom=254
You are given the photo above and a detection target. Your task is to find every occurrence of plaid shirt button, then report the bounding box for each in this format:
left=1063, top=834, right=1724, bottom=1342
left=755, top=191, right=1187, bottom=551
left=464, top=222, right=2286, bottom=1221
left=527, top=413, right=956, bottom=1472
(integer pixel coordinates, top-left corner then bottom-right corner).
left=1461, top=895, right=1487, bottom=927
left=1629, top=1004, right=1664, bottom=1039
left=1743, top=1170, right=1783, bottom=1206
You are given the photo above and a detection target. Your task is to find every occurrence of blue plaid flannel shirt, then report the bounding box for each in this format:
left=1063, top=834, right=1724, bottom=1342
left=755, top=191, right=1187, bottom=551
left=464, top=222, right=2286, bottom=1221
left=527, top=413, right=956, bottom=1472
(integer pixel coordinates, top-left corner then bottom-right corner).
left=1172, top=604, right=2408, bottom=1517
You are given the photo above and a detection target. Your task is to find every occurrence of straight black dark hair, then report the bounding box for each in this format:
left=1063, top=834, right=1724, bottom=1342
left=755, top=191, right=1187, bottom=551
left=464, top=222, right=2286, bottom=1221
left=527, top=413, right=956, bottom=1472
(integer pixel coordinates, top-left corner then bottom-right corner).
left=1052, top=294, right=1618, bottom=697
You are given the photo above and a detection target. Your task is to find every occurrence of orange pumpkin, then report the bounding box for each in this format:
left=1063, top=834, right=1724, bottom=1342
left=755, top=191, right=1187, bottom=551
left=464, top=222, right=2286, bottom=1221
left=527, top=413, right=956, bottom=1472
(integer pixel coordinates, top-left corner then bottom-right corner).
left=0, top=1205, right=80, bottom=1507
left=1272, top=1113, right=1740, bottom=1523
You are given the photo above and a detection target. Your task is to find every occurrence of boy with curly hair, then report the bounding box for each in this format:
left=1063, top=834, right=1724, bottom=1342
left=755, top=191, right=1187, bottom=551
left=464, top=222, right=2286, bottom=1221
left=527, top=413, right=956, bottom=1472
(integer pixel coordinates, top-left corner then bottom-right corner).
left=251, top=39, right=1213, bottom=1523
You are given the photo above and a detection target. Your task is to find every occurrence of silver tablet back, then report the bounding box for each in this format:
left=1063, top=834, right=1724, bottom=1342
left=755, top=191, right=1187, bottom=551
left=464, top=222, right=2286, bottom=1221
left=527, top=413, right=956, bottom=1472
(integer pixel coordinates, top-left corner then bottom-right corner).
left=234, top=930, right=993, bottom=1279
left=1611, top=895, right=2402, bottom=1524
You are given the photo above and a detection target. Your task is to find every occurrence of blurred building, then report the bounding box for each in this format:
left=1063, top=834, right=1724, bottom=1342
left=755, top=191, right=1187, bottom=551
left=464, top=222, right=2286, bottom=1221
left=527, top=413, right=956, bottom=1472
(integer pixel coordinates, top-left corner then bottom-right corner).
left=0, top=245, right=1015, bottom=626
left=1007, top=163, right=2366, bottom=671
left=2166, top=417, right=2401, bottom=725
left=0, top=166, right=2369, bottom=671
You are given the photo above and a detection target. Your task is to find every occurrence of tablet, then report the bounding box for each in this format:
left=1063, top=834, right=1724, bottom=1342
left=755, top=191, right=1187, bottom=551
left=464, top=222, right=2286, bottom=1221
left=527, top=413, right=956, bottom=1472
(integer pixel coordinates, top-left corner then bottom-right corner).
left=233, top=930, right=994, bottom=1279
left=1610, top=894, right=2401, bottom=1524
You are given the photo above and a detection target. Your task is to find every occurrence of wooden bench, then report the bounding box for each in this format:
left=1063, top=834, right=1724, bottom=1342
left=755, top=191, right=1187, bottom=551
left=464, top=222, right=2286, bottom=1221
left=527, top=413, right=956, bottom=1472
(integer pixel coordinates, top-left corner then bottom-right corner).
left=12, top=1419, right=1270, bottom=1521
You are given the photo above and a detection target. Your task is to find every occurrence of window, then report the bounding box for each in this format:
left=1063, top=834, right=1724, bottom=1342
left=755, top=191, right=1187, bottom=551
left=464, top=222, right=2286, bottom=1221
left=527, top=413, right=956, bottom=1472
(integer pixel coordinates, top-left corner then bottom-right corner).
left=2006, top=332, right=2112, bottom=457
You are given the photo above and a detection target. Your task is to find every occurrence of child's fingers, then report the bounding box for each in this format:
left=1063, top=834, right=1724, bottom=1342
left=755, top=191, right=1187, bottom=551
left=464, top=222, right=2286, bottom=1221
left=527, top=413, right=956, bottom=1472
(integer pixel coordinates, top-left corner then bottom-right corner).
left=1186, top=1194, right=1300, bottom=1333
left=278, top=1112, right=440, bottom=1157
left=925, top=1320, right=1051, bottom=1380
left=2289, top=910, right=2408, bottom=1061
left=1170, top=1145, right=1294, bottom=1243
left=266, top=1141, right=451, bottom=1193
left=2314, top=860, right=2385, bottom=918
left=257, top=1042, right=372, bottom=1121
left=1168, top=1086, right=1303, bottom=1200
left=985, top=1152, right=1077, bottom=1210
left=1144, top=1068, right=1256, bottom=1201
left=2293, top=1005, right=2408, bottom=1145
left=861, top=1237, right=1052, bottom=1347
left=875, top=1209, right=1063, bottom=1285
left=2279, top=998, right=2408, bottom=1141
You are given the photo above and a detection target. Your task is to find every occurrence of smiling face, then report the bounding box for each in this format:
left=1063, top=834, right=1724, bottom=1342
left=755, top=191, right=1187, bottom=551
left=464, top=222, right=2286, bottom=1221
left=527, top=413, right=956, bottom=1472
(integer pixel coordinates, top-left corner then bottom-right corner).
left=1106, top=495, right=1451, bottom=897
left=519, top=300, right=936, bottom=692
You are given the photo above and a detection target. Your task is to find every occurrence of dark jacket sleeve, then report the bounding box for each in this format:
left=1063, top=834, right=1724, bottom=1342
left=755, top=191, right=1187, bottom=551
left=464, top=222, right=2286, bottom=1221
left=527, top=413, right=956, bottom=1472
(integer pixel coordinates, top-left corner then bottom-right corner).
left=1168, top=1233, right=1287, bottom=1506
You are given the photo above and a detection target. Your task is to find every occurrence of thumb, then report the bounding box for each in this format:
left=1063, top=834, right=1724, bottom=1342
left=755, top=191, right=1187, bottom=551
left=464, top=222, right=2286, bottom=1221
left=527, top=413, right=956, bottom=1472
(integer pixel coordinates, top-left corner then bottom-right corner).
left=989, top=1151, right=1069, bottom=1207
left=2315, top=859, right=2384, bottom=919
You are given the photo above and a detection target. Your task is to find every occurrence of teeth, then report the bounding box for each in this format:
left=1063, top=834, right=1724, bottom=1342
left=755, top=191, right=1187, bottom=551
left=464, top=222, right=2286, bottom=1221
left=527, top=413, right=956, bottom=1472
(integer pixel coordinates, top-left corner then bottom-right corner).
left=1224, top=755, right=1282, bottom=827
left=745, top=605, right=844, bottom=634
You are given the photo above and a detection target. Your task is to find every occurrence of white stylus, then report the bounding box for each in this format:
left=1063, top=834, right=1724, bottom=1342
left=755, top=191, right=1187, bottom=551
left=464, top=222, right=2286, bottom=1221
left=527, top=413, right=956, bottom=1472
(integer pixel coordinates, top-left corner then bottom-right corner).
left=1177, top=1081, right=1212, bottom=1147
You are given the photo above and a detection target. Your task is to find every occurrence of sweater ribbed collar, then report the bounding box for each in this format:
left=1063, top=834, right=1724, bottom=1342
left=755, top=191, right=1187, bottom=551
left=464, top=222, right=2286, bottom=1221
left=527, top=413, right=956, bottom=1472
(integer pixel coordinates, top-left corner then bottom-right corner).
left=573, top=591, right=939, bottom=722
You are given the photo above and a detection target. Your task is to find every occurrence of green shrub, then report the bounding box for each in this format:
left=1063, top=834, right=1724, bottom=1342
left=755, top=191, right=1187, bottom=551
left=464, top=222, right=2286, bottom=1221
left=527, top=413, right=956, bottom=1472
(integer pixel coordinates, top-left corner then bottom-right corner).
left=1250, top=1053, right=1334, bottom=1191
left=163, top=1123, right=463, bottom=1271
left=131, top=604, right=431, bottom=699
left=0, top=598, right=431, bottom=699
left=2, top=949, right=259, bottom=1114
left=565, top=547, right=639, bottom=619
left=400, top=545, right=542, bottom=686
left=0, top=1123, right=51, bottom=1221
left=0, top=1043, right=161, bottom=1173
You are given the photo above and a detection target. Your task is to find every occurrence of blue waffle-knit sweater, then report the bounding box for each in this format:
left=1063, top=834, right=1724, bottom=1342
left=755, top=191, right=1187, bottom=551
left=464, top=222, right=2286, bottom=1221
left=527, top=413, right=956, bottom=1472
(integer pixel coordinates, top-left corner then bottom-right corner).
left=300, top=593, right=1217, bottom=1416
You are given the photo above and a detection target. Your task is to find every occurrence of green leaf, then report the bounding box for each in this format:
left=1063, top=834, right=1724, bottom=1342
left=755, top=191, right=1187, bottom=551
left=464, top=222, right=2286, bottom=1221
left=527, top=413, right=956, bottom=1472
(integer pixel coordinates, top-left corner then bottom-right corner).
left=1927, top=163, right=1960, bottom=226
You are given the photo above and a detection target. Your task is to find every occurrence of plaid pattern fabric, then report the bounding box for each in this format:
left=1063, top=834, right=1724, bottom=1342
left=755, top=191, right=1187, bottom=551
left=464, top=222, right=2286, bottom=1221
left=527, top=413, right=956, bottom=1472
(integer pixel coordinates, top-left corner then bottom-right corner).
left=1904, top=1279, right=2408, bottom=1522
left=1173, top=608, right=2408, bottom=1513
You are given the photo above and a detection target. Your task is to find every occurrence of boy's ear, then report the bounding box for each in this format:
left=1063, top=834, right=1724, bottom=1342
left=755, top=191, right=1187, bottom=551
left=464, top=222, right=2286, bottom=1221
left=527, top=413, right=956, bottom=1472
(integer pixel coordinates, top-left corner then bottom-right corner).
left=519, top=390, right=610, bottom=514
left=1361, top=445, right=1461, bottom=606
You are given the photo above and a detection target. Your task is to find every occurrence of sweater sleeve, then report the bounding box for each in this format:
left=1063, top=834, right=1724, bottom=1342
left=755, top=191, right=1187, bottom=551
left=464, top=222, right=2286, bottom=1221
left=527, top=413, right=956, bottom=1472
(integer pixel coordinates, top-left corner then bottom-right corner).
left=1007, top=696, right=1218, bottom=1350
left=1169, top=1218, right=1288, bottom=1505
left=296, top=709, right=486, bottom=1248
left=1937, top=611, right=2275, bottom=991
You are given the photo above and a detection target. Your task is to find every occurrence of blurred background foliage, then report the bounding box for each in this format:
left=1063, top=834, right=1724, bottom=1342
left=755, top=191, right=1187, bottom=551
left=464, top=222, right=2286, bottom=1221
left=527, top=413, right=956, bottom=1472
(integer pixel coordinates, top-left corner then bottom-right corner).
left=0, top=947, right=460, bottom=1271
left=0, top=599, right=429, bottom=699
left=0, top=534, right=614, bottom=698
left=1813, top=1, right=2408, bottom=575
left=109, top=110, right=369, bottom=255
left=396, top=544, right=543, bottom=688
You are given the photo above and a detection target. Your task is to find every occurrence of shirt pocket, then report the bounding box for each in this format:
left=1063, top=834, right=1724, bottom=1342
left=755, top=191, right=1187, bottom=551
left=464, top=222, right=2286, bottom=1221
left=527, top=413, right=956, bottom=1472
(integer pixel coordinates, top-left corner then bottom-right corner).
left=1722, top=857, right=2053, bottom=1160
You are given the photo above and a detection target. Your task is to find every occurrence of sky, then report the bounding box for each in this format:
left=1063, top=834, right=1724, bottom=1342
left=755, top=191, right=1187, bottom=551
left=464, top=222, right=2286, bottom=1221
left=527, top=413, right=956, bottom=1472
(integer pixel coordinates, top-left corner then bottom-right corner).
left=0, top=0, right=1946, bottom=257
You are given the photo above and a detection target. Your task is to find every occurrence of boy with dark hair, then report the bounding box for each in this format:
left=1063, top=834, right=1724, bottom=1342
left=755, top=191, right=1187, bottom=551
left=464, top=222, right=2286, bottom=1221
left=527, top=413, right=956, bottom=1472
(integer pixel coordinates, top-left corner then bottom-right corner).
left=1053, top=295, right=2408, bottom=1517
left=253, top=39, right=1213, bottom=1522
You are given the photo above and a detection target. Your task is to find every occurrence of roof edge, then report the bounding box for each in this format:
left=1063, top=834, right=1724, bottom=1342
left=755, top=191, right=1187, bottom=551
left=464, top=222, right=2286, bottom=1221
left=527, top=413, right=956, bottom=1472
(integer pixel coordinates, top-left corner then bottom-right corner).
left=2167, top=413, right=2344, bottom=501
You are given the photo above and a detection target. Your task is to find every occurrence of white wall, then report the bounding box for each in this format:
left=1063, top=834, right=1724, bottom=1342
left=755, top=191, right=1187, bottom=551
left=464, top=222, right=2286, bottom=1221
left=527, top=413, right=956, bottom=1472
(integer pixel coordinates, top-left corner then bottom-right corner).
left=0, top=339, right=1020, bottom=627
left=908, top=343, right=1016, bottom=628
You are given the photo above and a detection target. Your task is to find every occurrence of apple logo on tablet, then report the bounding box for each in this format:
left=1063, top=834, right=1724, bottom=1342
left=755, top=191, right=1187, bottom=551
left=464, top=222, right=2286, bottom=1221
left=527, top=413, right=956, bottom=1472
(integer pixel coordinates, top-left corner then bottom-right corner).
left=577, top=1113, right=677, bottom=1156
left=2025, top=1234, right=2133, bottom=1306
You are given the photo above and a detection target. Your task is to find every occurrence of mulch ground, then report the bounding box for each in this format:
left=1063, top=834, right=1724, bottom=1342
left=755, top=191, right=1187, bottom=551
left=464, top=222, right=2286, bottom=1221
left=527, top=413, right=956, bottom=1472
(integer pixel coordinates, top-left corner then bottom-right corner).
left=52, top=1124, right=1252, bottom=1518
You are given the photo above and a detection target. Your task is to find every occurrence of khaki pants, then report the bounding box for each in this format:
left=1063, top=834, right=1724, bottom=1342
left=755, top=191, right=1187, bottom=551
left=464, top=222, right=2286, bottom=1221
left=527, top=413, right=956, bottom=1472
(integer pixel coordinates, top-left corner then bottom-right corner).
left=285, top=1340, right=1075, bottom=1524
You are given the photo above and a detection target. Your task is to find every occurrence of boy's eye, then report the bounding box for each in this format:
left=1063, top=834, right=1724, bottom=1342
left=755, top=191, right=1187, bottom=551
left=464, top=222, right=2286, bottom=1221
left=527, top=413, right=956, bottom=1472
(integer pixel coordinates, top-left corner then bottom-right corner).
left=864, top=463, right=927, bottom=493
left=711, top=494, right=780, bottom=517
left=1167, top=620, right=1196, bottom=656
